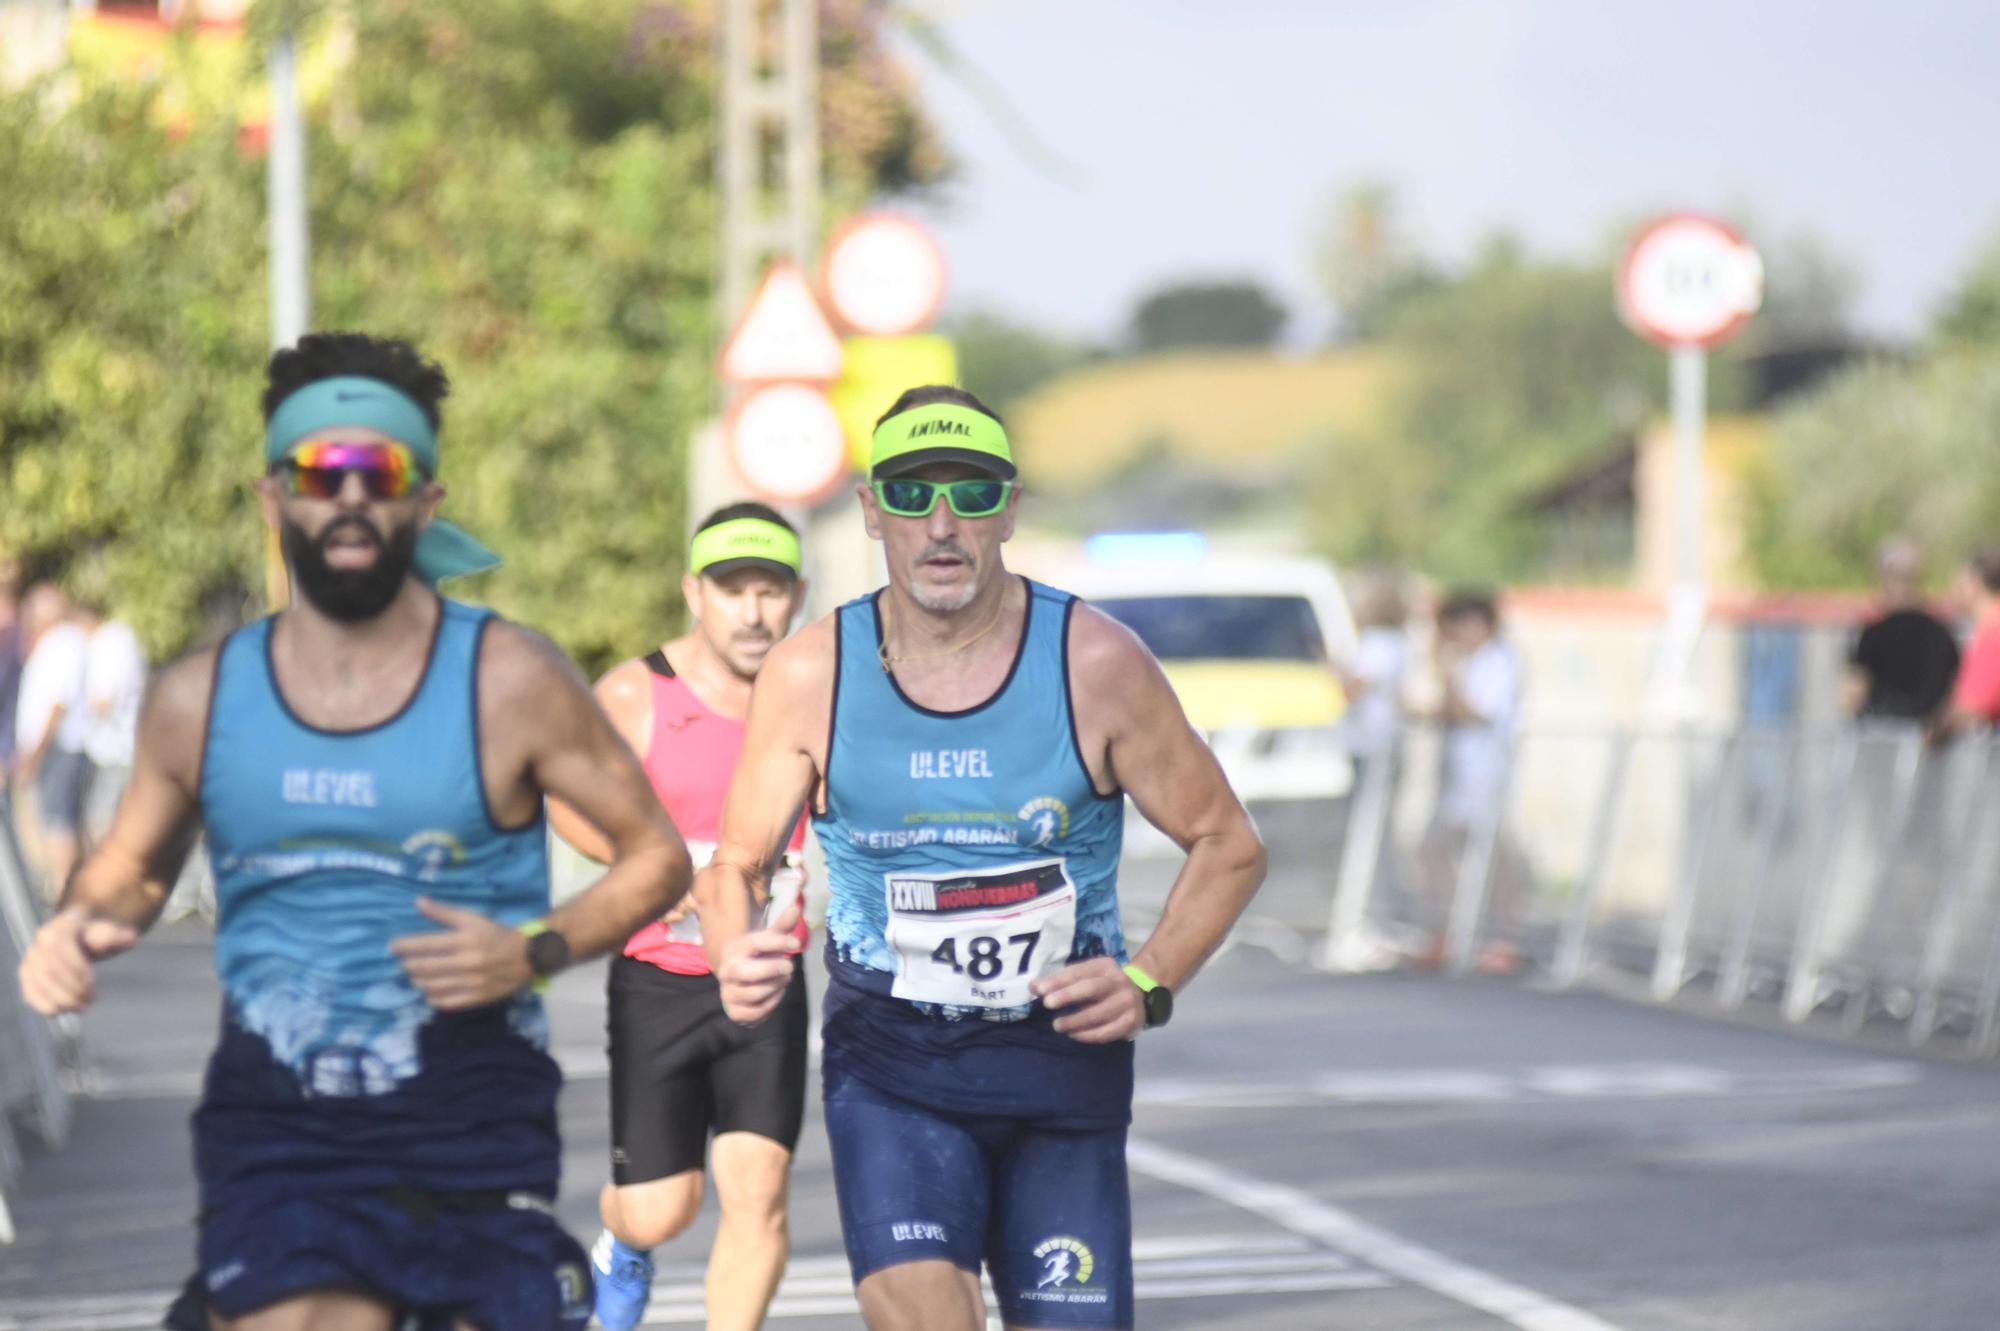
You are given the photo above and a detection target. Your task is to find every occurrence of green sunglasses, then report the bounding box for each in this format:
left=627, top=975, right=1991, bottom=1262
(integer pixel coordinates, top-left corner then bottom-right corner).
left=872, top=477, right=1016, bottom=519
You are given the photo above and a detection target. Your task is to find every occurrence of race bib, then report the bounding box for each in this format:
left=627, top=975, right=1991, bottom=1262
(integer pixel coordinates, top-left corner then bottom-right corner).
left=883, top=859, right=1078, bottom=1008
left=663, top=841, right=804, bottom=944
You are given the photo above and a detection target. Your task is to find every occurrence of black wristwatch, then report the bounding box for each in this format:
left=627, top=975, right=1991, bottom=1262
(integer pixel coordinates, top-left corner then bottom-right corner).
left=521, top=922, right=571, bottom=982
left=1124, top=963, right=1174, bottom=1030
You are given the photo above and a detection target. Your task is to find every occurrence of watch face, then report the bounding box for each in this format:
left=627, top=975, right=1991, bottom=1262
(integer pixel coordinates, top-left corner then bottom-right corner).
left=528, top=929, right=570, bottom=977
left=1144, top=985, right=1174, bottom=1029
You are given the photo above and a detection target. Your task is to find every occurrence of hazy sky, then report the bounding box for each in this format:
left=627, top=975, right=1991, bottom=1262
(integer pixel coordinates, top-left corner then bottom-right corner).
left=894, top=0, right=2000, bottom=345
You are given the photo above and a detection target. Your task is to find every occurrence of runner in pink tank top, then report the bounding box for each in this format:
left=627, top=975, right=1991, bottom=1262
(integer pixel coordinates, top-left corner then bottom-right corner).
left=547, top=503, right=810, bottom=1331
left=622, top=658, right=808, bottom=975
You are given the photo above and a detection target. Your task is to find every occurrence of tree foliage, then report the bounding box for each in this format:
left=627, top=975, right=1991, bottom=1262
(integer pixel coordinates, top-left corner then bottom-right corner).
left=1747, top=351, right=2000, bottom=588
left=1934, top=228, right=2000, bottom=351
left=945, top=309, right=1096, bottom=416
left=1306, top=247, right=1660, bottom=579
left=1740, top=227, right=1858, bottom=354
left=1311, top=181, right=1440, bottom=341
left=1126, top=279, right=1288, bottom=352
left=0, top=0, right=941, bottom=671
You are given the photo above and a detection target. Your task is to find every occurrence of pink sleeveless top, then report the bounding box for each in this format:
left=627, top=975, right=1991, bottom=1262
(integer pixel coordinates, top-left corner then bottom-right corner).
left=623, top=652, right=808, bottom=975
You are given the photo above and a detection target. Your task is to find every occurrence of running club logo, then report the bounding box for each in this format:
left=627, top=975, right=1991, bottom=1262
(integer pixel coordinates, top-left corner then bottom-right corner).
left=1033, top=1235, right=1094, bottom=1289
left=1016, top=796, right=1070, bottom=848
left=401, top=829, right=466, bottom=880
left=554, top=1261, right=590, bottom=1324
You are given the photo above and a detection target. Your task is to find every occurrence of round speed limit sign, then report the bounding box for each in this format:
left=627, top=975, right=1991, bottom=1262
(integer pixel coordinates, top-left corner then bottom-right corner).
left=1617, top=214, right=1763, bottom=349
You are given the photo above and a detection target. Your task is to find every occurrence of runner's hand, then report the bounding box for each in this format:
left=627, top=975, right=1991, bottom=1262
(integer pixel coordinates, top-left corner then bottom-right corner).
left=391, top=897, right=534, bottom=1010
left=660, top=896, right=695, bottom=927
left=1031, top=956, right=1144, bottom=1044
left=717, top=900, right=802, bottom=1026
left=17, top=908, right=139, bottom=1016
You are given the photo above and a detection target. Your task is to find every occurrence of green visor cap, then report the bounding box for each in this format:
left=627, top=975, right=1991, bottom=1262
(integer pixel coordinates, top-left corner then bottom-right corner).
left=690, top=518, right=802, bottom=579
left=869, top=402, right=1016, bottom=480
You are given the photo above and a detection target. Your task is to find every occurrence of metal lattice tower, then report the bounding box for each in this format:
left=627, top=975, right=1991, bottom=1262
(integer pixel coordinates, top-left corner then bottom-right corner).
left=717, top=0, right=820, bottom=334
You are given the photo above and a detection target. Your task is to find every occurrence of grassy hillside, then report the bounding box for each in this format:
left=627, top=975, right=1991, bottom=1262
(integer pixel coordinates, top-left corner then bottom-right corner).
left=1009, top=347, right=1406, bottom=492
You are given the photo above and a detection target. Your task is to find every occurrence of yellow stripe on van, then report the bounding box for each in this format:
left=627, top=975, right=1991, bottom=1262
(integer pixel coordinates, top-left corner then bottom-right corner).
left=1158, top=661, right=1347, bottom=731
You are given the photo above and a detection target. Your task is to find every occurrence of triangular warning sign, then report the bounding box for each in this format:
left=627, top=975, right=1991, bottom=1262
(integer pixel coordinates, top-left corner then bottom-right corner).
left=719, top=262, right=844, bottom=384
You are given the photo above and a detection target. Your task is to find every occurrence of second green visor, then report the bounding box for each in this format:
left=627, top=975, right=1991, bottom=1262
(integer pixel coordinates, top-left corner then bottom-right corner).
left=690, top=518, right=801, bottom=578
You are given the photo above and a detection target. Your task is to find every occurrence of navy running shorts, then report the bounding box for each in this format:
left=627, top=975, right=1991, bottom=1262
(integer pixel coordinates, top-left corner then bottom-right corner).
left=823, top=1063, right=1134, bottom=1329
left=164, top=1186, right=592, bottom=1331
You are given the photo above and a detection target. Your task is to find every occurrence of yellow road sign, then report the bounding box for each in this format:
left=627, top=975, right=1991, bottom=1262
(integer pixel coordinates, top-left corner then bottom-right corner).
left=829, top=335, right=958, bottom=471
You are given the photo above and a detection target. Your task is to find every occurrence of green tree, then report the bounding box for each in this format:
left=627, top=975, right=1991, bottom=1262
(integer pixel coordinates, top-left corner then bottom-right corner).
left=1746, top=351, right=2000, bottom=588
left=1934, top=228, right=2000, bottom=350
left=1311, top=180, right=1440, bottom=341
left=0, top=0, right=942, bottom=671
left=1738, top=227, right=1858, bottom=355
left=1127, top=279, right=1288, bottom=352
left=1310, top=247, right=1660, bottom=579
left=945, top=310, right=1096, bottom=415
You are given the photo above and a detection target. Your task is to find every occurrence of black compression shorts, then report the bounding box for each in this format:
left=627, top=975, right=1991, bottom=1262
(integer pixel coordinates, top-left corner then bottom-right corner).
left=605, top=955, right=808, bottom=1185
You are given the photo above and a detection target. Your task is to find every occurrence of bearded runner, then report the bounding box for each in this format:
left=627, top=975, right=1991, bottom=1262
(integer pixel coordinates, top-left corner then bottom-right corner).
left=15, top=332, right=691, bottom=1331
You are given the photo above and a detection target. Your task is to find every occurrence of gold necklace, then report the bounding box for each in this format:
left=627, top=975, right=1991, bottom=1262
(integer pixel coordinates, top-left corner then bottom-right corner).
left=878, top=594, right=1007, bottom=673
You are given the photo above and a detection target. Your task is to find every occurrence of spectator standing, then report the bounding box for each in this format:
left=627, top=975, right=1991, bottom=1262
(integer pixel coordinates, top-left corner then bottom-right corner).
left=77, top=600, right=147, bottom=841
left=0, top=555, right=23, bottom=787
left=1822, top=541, right=1960, bottom=964
left=13, top=584, right=93, bottom=898
left=1937, top=548, right=2000, bottom=738
left=1326, top=573, right=1413, bottom=969
left=1418, top=588, right=1525, bottom=972
left=1338, top=573, right=1412, bottom=769
left=1845, top=539, right=1959, bottom=724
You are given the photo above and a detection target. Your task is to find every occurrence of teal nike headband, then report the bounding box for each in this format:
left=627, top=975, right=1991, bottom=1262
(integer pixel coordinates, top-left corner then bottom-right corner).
left=264, top=375, right=500, bottom=585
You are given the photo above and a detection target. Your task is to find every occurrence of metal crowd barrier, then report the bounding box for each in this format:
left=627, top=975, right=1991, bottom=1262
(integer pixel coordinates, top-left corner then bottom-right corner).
left=0, top=788, right=74, bottom=1244
left=1314, top=720, right=2000, bottom=1056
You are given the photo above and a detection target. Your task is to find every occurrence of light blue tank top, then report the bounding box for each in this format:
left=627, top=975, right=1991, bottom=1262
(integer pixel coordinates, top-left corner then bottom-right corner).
left=200, top=599, right=552, bottom=1101
left=818, top=578, right=1126, bottom=1022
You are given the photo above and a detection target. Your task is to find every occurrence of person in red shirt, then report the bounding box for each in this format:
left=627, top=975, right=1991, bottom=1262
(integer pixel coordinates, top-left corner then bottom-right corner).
left=1937, top=548, right=2000, bottom=738
left=549, top=503, right=809, bottom=1331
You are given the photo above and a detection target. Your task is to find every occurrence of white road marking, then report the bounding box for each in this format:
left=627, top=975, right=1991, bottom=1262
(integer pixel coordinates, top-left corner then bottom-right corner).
left=78, top=1055, right=1922, bottom=1106
left=1129, top=1136, right=1628, bottom=1331
left=1137, top=1059, right=1923, bottom=1109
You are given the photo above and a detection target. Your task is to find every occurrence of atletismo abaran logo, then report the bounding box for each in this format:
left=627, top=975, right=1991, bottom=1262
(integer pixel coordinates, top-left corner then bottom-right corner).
left=1017, top=796, right=1070, bottom=847
left=1033, top=1235, right=1094, bottom=1289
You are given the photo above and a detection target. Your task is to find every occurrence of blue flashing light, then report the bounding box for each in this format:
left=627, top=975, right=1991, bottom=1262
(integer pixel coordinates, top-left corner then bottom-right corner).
left=1085, top=531, right=1210, bottom=566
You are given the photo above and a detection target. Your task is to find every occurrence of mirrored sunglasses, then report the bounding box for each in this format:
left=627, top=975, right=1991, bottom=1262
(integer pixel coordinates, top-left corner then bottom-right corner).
left=276, top=440, right=426, bottom=501
left=872, top=477, right=1015, bottom=519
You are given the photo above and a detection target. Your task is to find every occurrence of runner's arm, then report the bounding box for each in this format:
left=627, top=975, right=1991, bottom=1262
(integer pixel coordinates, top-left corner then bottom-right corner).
left=697, top=622, right=830, bottom=1011
left=17, top=650, right=212, bottom=1014
left=494, top=626, right=691, bottom=963
left=545, top=659, right=654, bottom=865
left=1073, top=606, right=1266, bottom=995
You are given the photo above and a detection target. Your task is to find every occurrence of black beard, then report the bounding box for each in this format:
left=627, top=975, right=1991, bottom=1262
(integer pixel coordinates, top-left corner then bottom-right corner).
left=281, top=514, right=419, bottom=622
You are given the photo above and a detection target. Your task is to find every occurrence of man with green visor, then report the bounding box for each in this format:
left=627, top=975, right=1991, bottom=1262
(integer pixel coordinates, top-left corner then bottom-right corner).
left=696, top=385, right=1268, bottom=1331
left=548, top=503, right=811, bottom=1331
left=17, top=332, right=691, bottom=1331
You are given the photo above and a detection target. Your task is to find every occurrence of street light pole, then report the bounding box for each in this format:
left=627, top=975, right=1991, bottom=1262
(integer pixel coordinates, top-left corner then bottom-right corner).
left=266, top=29, right=309, bottom=350
left=264, top=28, right=310, bottom=608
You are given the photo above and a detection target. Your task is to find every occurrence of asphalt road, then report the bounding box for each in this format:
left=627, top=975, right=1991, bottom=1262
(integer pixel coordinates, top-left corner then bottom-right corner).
left=5, top=919, right=1999, bottom=1330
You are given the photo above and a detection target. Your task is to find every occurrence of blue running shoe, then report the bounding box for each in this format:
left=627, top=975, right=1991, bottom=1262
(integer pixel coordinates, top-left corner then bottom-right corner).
left=590, top=1230, right=654, bottom=1331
